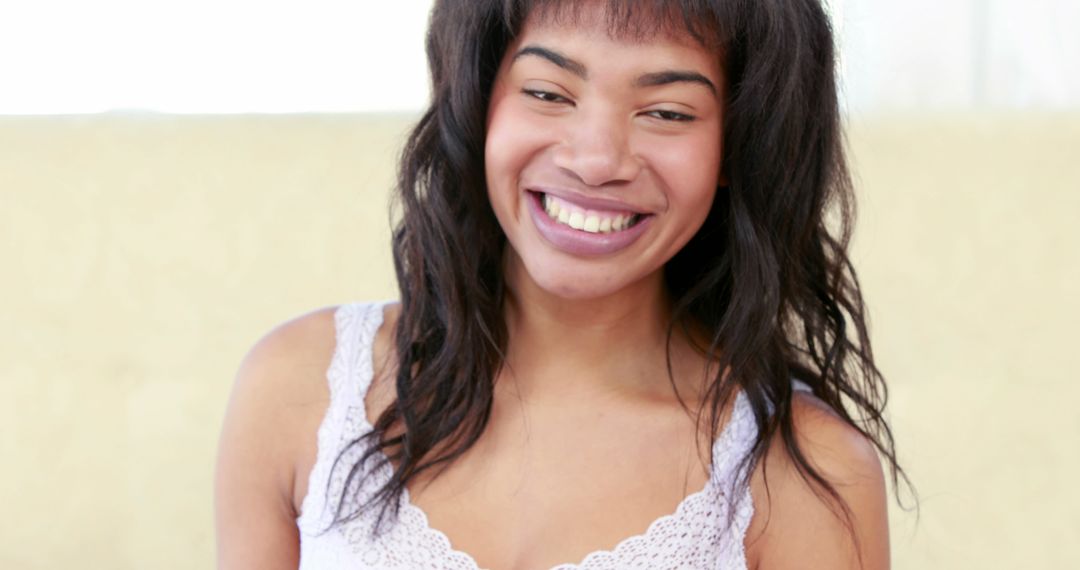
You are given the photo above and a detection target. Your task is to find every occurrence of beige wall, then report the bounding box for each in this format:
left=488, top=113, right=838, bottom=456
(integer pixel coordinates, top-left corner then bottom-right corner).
left=1, top=113, right=1076, bottom=568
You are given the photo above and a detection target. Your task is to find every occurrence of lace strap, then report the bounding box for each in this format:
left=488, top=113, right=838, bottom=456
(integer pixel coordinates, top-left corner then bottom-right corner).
left=717, top=379, right=813, bottom=482
left=297, top=300, right=390, bottom=532
left=327, top=301, right=389, bottom=415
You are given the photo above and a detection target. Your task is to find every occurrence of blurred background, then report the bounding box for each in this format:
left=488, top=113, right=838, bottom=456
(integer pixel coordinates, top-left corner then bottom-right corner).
left=1, top=0, right=1077, bottom=568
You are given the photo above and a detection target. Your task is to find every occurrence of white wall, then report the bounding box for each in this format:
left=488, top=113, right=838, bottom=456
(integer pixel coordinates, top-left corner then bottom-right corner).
left=1, top=1, right=1076, bottom=113
left=841, top=0, right=1080, bottom=111
left=0, top=0, right=435, bottom=114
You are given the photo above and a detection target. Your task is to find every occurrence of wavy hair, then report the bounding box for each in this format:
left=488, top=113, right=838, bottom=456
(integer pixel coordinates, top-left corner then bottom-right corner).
left=327, top=0, right=915, bottom=554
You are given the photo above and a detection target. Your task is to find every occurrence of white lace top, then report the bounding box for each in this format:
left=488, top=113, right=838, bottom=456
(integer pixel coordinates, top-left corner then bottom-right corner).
left=296, top=301, right=792, bottom=569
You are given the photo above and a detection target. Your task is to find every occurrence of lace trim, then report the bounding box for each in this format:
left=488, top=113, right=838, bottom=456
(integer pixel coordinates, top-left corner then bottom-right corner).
left=300, top=301, right=756, bottom=569
left=297, top=301, right=389, bottom=533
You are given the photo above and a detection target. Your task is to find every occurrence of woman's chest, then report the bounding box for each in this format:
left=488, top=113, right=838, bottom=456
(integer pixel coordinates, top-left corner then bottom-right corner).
left=296, top=390, right=756, bottom=570
left=397, top=402, right=715, bottom=569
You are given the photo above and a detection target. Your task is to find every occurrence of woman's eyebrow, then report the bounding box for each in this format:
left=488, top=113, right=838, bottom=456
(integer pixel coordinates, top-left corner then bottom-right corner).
left=635, top=70, right=717, bottom=96
left=512, top=43, right=717, bottom=96
left=512, top=45, right=588, bottom=78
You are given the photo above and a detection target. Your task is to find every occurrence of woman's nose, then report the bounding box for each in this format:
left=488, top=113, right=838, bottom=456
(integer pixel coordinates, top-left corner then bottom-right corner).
left=552, top=110, right=642, bottom=187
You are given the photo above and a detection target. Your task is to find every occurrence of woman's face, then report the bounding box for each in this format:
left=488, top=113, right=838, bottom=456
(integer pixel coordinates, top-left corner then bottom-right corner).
left=485, top=8, right=725, bottom=301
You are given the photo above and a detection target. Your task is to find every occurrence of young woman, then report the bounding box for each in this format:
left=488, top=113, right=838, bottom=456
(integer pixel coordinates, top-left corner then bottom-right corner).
left=216, top=1, right=911, bottom=568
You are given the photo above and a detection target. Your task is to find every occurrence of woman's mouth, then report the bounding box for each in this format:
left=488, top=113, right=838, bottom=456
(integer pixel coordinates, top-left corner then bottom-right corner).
left=539, top=192, right=645, bottom=234
left=526, top=191, right=653, bottom=257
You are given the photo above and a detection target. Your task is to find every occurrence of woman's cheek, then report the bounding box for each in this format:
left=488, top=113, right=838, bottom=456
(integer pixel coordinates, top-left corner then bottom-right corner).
left=487, top=103, right=560, bottom=180
left=653, top=132, right=722, bottom=196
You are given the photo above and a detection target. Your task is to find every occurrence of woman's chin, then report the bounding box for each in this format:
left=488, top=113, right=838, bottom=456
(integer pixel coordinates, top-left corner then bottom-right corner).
left=534, top=280, right=616, bottom=301
left=515, top=259, right=653, bottom=303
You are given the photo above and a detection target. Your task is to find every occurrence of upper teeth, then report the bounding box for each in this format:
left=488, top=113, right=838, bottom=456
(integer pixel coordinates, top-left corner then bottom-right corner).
left=543, top=194, right=639, bottom=233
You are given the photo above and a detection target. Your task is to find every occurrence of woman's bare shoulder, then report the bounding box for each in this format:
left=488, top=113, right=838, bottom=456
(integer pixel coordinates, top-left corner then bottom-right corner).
left=744, top=391, right=890, bottom=570
left=219, top=301, right=401, bottom=504
left=228, top=301, right=402, bottom=412
left=232, top=306, right=342, bottom=427
left=244, top=305, right=340, bottom=367
left=215, top=305, right=341, bottom=568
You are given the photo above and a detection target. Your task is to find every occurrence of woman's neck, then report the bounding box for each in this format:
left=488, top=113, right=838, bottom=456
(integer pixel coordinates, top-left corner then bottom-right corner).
left=500, top=258, right=705, bottom=404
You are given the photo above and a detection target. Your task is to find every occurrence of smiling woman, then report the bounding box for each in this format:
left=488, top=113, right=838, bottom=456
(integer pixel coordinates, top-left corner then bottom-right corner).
left=486, top=24, right=724, bottom=298
left=214, top=1, right=911, bottom=569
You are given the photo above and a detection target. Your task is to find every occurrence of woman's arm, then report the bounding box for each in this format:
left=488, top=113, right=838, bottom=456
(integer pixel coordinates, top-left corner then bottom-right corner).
left=214, top=308, right=337, bottom=569
left=750, top=393, right=891, bottom=570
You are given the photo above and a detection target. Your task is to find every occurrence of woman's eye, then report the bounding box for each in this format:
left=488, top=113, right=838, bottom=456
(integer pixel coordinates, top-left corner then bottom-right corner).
left=524, top=89, right=570, bottom=104
left=646, top=109, right=696, bottom=122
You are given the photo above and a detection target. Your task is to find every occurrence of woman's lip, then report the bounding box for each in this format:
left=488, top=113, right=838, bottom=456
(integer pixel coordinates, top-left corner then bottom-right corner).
left=526, top=191, right=652, bottom=257
left=526, top=188, right=650, bottom=215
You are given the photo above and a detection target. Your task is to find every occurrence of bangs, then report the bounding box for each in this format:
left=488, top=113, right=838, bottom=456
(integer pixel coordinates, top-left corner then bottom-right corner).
left=504, top=0, right=730, bottom=50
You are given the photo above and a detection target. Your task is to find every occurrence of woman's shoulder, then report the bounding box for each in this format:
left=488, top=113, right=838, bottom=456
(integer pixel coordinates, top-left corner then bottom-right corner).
left=215, top=305, right=342, bottom=565
left=244, top=305, right=340, bottom=369
left=222, top=306, right=341, bottom=465
left=236, top=301, right=399, bottom=391
left=230, top=305, right=342, bottom=421
left=218, top=302, right=400, bottom=512
left=230, top=300, right=401, bottom=422
left=743, top=391, right=890, bottom=569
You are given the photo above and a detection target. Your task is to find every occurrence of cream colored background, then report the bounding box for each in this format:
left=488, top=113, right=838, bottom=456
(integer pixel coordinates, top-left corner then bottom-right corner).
left=1, top=113, right=1077, bottom=568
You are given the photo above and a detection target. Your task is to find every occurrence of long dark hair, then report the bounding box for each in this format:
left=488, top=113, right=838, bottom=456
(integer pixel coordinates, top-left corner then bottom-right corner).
left=329, top=0, right=915, bottom=553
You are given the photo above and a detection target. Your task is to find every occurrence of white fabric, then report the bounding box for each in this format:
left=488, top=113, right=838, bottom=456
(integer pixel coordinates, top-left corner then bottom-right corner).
left=297, top=301, right=801, bottom=569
